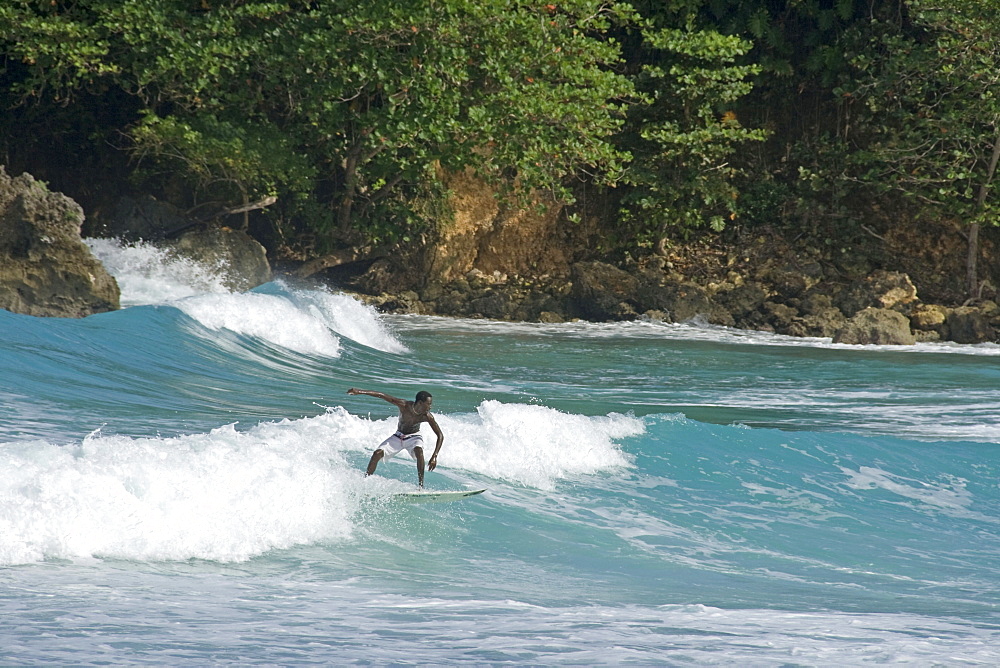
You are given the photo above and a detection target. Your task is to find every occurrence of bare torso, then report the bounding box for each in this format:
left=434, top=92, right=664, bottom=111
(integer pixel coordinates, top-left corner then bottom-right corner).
left=396, top=402, right=429, bottom=434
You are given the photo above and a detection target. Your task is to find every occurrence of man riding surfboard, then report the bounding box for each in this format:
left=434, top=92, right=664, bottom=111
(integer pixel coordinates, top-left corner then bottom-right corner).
left=347, top=388, right=444, bottom=487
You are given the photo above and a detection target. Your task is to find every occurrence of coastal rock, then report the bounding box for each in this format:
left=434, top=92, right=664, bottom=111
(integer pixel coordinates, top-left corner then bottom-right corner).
left=357, top=258, right=402, bottom=295
left=799, top=307, right=848, bottom=338
left=0, top=167, right=120, bottom=317
left=788, top=293, right=849, bottom=337
left=466, top=289, right=513, bottom=320
left=946, top=306, right=996, bottom=344
left=910, top=303, right=950, bottom=338
left=715, top=282, right=769, bottom=319
left=833, top=307, right=916, bottom=345
left=164, top=226, right=271, bottom=292
left=757, top=261, right=813, bottom=298
left=537, top=310, right=565, bottom=323
left=763, top=301, right=800, bottom=333
left=569, top=261, right=640, bottom=321
left=639, top=280, right=735, bottom=326
left=423, top=167, right=568, bottom=285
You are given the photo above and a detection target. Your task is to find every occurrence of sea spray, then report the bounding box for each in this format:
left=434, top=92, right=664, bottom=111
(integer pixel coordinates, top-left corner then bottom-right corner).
left=86, top=238, right=230, bottom=305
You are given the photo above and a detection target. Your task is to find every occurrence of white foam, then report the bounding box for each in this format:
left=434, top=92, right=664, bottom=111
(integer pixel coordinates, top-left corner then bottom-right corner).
left=0, top=421, right=365, bottom=565
left=86, top=238, right=229, bottom=306
left=0, top=401, right=640, bottom=565
left=325, top=400, right=641, bottom=490
left=841, top=465, right=980, bottom=516
left=402, top=400, right=640, bottom=490
left=174, top=284, right=409, bottom=357
left=88, top=238, right=406, bottom=355
left=280, top=283, right=408, bottom=354
left=390, top=313, right=1000, bottom=356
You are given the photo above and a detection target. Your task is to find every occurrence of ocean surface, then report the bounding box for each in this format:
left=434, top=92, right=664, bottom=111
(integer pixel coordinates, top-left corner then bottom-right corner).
left=3, top=238, right=1000, bottom=665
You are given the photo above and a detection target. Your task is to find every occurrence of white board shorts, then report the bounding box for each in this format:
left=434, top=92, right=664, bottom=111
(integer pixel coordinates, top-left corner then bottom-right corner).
left=378, top=431, right=424, bottom=458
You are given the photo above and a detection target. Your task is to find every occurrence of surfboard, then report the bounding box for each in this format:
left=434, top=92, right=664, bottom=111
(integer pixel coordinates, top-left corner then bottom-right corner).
left=393, top=488, right=486, bottom=503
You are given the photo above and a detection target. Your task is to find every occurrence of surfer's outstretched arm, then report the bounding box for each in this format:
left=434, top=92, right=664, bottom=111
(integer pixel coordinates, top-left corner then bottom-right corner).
left=347, top=387, right=407, bottom=409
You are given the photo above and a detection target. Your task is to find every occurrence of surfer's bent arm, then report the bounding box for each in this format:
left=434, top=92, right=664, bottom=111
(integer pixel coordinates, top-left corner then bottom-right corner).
left=426, top=414, right=444, bottom=470
left=347, top=388, right=406, bottom=408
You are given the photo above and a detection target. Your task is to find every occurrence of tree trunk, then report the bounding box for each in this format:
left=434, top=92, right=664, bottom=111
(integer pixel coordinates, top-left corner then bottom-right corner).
left=337, top=139, right=365, bottom=236
left=969, top=127, right=1000, bottom=298
left=967, top=221, right=980, bottom=298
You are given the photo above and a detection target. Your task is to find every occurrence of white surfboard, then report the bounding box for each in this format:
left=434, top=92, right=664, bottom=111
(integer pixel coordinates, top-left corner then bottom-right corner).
left=393, top=488, right=486, bottom=503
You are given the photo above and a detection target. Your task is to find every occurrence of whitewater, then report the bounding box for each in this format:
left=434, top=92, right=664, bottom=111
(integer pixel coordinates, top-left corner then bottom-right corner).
left=2, top=238, right=999, bottom=665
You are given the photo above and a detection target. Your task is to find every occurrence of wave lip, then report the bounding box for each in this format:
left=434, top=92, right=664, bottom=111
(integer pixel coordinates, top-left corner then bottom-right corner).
left=87, top=238, right=407, bottom=356
left=177, top=292, right=344, bottom=358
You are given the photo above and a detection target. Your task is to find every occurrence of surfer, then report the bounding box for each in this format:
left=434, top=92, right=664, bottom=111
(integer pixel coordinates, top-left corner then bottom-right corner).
left=347, top=388, right=444, bottom=487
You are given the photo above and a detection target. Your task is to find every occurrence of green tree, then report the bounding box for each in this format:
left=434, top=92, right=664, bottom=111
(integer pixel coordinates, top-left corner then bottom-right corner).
left=612, top=2, right=767, bottom=250
left=845, top=0, right=1000, bottom=297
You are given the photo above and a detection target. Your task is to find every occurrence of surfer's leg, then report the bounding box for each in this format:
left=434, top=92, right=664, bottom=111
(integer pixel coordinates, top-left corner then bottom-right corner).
left=414, top=446, right=425, bottom=487
left=368, top=434, right=403, bottom=476
left=366, top=449, right=385, bottom=476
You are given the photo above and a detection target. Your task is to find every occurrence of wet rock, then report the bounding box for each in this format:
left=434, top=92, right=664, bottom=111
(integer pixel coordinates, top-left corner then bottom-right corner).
left=833, top=307, right=916, bottom=345
left=0, top=167, right=120, bottom=317
left=164, top=226, right=271, bottom=292
left=639, top=280, right=735, bottom=326
left=799, top=307, right=848, bottom=338
left=467, top=289, right=512, bottom=320
left=514, top=290, right=567, bottom=322
left=785, top=293, right=848, bottom=337
left=374, top=290, right=425, bottom=314
left=763, top=301, right=800, bottom=333
left=537, top=310, right=565, bottom=323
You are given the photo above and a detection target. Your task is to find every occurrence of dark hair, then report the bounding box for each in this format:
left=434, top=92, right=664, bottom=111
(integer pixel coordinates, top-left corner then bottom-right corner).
left=415, top=391, right=433, bottom=403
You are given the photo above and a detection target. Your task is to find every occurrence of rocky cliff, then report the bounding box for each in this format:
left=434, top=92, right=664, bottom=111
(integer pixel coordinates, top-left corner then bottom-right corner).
left=333, top=171, right=1000, bottom=346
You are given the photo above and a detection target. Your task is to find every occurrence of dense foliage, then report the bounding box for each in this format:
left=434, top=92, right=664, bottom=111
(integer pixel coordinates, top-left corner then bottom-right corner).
left=619, top=15, right=766, bottom=241
left=1, top=0, right=637, bottom=247
left=843, top=0, right=1000, bottom=295
left=1, top=0, right=998, bottom=291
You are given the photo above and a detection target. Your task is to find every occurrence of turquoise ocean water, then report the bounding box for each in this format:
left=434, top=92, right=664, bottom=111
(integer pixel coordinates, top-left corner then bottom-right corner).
left=2, top=239, right=1000, bottom=665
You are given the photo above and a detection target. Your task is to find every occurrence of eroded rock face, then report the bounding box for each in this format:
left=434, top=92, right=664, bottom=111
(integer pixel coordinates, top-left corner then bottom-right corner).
left=0, top=167, right=120, bottom=317
left=427, top=168, right=569, bottom=284
left=838, top=270, right=918, bottom=316
left=946, top=305, right=996, bottom=344
left=638, top=279, right=735, bottom=326
left=910, top=303, right=950, bottom=339
left=569, top=261, right=640, bottom=321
